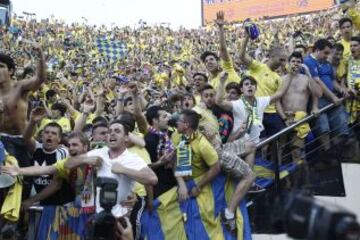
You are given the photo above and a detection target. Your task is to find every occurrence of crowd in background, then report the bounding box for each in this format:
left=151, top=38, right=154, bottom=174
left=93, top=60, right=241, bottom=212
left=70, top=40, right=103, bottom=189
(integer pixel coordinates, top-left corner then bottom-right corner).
left=0, top=0, right=360, bottom=239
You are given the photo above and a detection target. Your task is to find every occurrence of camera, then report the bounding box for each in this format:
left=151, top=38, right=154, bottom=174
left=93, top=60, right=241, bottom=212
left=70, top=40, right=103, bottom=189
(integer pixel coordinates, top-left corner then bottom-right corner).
left=283, top=193, right=360, bottom=240
left=90, top=177, right=118, bottom=240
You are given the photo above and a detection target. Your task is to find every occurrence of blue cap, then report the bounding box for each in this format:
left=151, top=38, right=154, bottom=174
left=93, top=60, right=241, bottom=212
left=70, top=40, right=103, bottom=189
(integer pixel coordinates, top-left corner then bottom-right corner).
left=244, top=20, right=260, bottom=40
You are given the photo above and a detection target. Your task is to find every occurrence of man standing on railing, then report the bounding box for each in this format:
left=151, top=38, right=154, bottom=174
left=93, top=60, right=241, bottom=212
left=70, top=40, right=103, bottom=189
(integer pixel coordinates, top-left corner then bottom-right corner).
left=304, top=39, right=350, bottom=152
left=276, top=52, right=321, bottom=162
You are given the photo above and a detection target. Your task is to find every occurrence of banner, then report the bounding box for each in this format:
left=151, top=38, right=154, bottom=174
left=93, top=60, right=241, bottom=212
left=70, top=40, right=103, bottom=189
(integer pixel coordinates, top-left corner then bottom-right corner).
left=202, top=0, right=335, bottom=25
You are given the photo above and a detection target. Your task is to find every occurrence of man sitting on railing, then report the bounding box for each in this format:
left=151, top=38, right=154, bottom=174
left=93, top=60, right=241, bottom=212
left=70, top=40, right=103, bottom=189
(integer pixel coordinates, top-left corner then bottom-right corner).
left=276, top=52, right=321, bottom=162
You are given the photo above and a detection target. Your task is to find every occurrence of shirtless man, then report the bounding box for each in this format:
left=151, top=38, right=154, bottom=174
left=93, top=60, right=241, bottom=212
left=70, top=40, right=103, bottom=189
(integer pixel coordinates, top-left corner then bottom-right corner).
left=0, top=45, right=46, bottom=196
left=277, top=52, right=321, bottom=161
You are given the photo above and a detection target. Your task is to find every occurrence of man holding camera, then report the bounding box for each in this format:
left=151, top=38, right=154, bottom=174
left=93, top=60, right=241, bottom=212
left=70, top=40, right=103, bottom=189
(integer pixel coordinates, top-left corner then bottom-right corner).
left=65, top=120, right=158, bottom=217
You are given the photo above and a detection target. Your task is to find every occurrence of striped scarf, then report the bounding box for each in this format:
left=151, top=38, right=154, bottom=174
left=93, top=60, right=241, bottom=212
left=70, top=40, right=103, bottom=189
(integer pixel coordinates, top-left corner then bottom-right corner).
left=175, top=134, right=192, bottom=177
left=148, top=126, right=175, bottom=160
left=241, top=96, right=260, bottom=134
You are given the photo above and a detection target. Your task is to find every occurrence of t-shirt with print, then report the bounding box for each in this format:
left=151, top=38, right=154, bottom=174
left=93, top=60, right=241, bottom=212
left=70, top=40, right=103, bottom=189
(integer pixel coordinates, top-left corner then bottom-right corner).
left=231, top=97, right=271, bottom=143
left=144, top=131, right=177, bottom=198
left=211, top=105, right=234, bottom=143
left=87, top=147, right=147, bottom=218
left=31, top=142, right=74, bottom=205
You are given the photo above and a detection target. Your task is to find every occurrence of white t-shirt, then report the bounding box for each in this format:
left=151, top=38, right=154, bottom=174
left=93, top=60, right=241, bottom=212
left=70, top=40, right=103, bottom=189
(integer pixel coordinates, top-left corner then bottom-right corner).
left=231, top=96, right=271, bottom=143
left=87, top=147, right=147, bottom=217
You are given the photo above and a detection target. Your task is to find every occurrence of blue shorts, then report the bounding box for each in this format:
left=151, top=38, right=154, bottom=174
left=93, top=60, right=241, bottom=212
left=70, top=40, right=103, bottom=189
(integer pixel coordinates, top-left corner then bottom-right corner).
left=314, top=98, right=349, bottom=137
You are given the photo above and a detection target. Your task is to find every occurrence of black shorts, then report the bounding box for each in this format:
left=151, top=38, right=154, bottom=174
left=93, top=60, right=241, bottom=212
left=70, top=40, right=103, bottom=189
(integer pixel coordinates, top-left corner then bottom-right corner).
left=260, top=113, right=286, bottom=138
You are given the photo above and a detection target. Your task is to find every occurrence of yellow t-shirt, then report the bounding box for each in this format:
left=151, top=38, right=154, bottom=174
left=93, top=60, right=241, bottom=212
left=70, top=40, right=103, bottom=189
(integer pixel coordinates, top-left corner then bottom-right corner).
left=128, top=146, right=151, bottom=197
left=55, top=158, right=69, bottom=179
left=171, top=131, right=218, bottom=178
left=339, top=38, right=351, bottom=60
left=337, top=58, right=348, bottom=80
left=39, top=117, right=72, bottom=133
left=210, top=58, right=240, bottom=90
left=248, top=60, right=282, bottom=113
left=72, top=111, right=96, bottom=125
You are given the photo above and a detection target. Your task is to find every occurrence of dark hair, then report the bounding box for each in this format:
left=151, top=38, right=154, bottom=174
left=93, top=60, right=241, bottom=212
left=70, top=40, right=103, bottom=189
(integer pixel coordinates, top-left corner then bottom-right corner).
left=118, top=111, right=136, bottom=132
left=269, top=47, right=285, bottom=58
left=181, top=109, right=200, bottom=130
left=192, top=72, right=208, bottom=82
left=200, top=51, right=219, bottom=62
left=334, top=43, right=345, bottom=52
left=109, top=119, right=129, bottom=135
left=67, top=131, right=90, bottom=150
left=92, top=116, right=108, bottom=125
left=22, top=67, right=35, bottom=79
left=339, top=17, right=353, bottom=28
left=92, top=122, right=108, bottom=134
left=351, top=36, right=360, bottom=44
left=199, top=84, right=214, bottom=94
left=313, top=39, right=333, bottom=52
left=46, top=90, right=57, bottom=100
left=43, top=122, right=63, bottom=138
left=182, top=93, right=196, bottom=104
left=288, top=51, right=303, bottom=63
left=124, top=96, right=133, bottom=107
left=294, top=44, right=307, bottom=52
left=239, top=76, right=257, bottom=88
left=225, top=82, right=241, bottom=95
left=146, top=105, right=163, bottom=126
left=0, top=53, right=15, bottom=74
left=51, top=102, right=67, bottom=116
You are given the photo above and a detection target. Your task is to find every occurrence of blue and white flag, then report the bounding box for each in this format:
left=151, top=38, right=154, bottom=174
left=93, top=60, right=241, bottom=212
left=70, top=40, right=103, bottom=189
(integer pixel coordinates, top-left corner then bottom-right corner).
left=96, top=38, right=127, bottom=61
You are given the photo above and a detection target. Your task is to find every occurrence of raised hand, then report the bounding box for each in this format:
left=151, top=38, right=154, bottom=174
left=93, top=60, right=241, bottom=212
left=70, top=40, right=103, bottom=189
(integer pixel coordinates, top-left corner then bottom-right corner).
left=83, top=99, right=95, bottom=114
left=30, top=107, right=46, bottom=123
left=220, top=72, right=228, bottom=84
left=215, top=11, right=225, bottom=28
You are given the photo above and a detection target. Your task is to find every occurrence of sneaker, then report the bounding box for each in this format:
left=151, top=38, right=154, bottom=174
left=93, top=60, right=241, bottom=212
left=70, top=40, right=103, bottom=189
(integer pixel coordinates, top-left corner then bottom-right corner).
left=220, top=209, right=236, bottom=236
left=248, top=183, right=266, bottom=194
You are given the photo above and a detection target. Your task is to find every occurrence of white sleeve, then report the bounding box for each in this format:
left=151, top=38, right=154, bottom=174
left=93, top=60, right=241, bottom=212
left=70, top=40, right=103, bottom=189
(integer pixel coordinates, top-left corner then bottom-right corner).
left=35, top=141, right=42, bottom=150
left=122, top=154, right=147, bottom=171
left=258, top=97, right=271, bottom=112
left=231, top=99, right=242, bottom=116
left=86, top=148, right=104, bottom=157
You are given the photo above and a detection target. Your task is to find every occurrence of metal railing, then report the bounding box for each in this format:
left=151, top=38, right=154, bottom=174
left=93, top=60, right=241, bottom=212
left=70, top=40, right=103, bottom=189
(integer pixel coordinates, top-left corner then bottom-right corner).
left=255, top=101, right=339, bottom=194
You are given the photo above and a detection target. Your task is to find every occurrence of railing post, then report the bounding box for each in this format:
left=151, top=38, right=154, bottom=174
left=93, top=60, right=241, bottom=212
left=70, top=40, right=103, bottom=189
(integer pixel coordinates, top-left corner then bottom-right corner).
left=271, top=139, right=282, bottom=194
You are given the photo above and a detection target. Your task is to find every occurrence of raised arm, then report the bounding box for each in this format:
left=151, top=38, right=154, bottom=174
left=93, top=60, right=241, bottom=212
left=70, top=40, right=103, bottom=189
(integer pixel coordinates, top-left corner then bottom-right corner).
left=19, top=44, right=46, bottom=93
left=215, top=72, right=233, bottom=111
left=216, top=11, right=230, bottom=62
left=238, top=32, right=253, bottom=67
left=23, top=107, right=45, bottom=154
left=129, top=83, right=149, bottom=134
left=74, top=100, right=95, bottom=133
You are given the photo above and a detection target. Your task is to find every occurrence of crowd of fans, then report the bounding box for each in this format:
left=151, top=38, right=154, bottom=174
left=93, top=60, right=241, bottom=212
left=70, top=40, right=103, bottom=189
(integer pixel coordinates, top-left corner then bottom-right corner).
left=0, top=0, right=360, bottom=239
